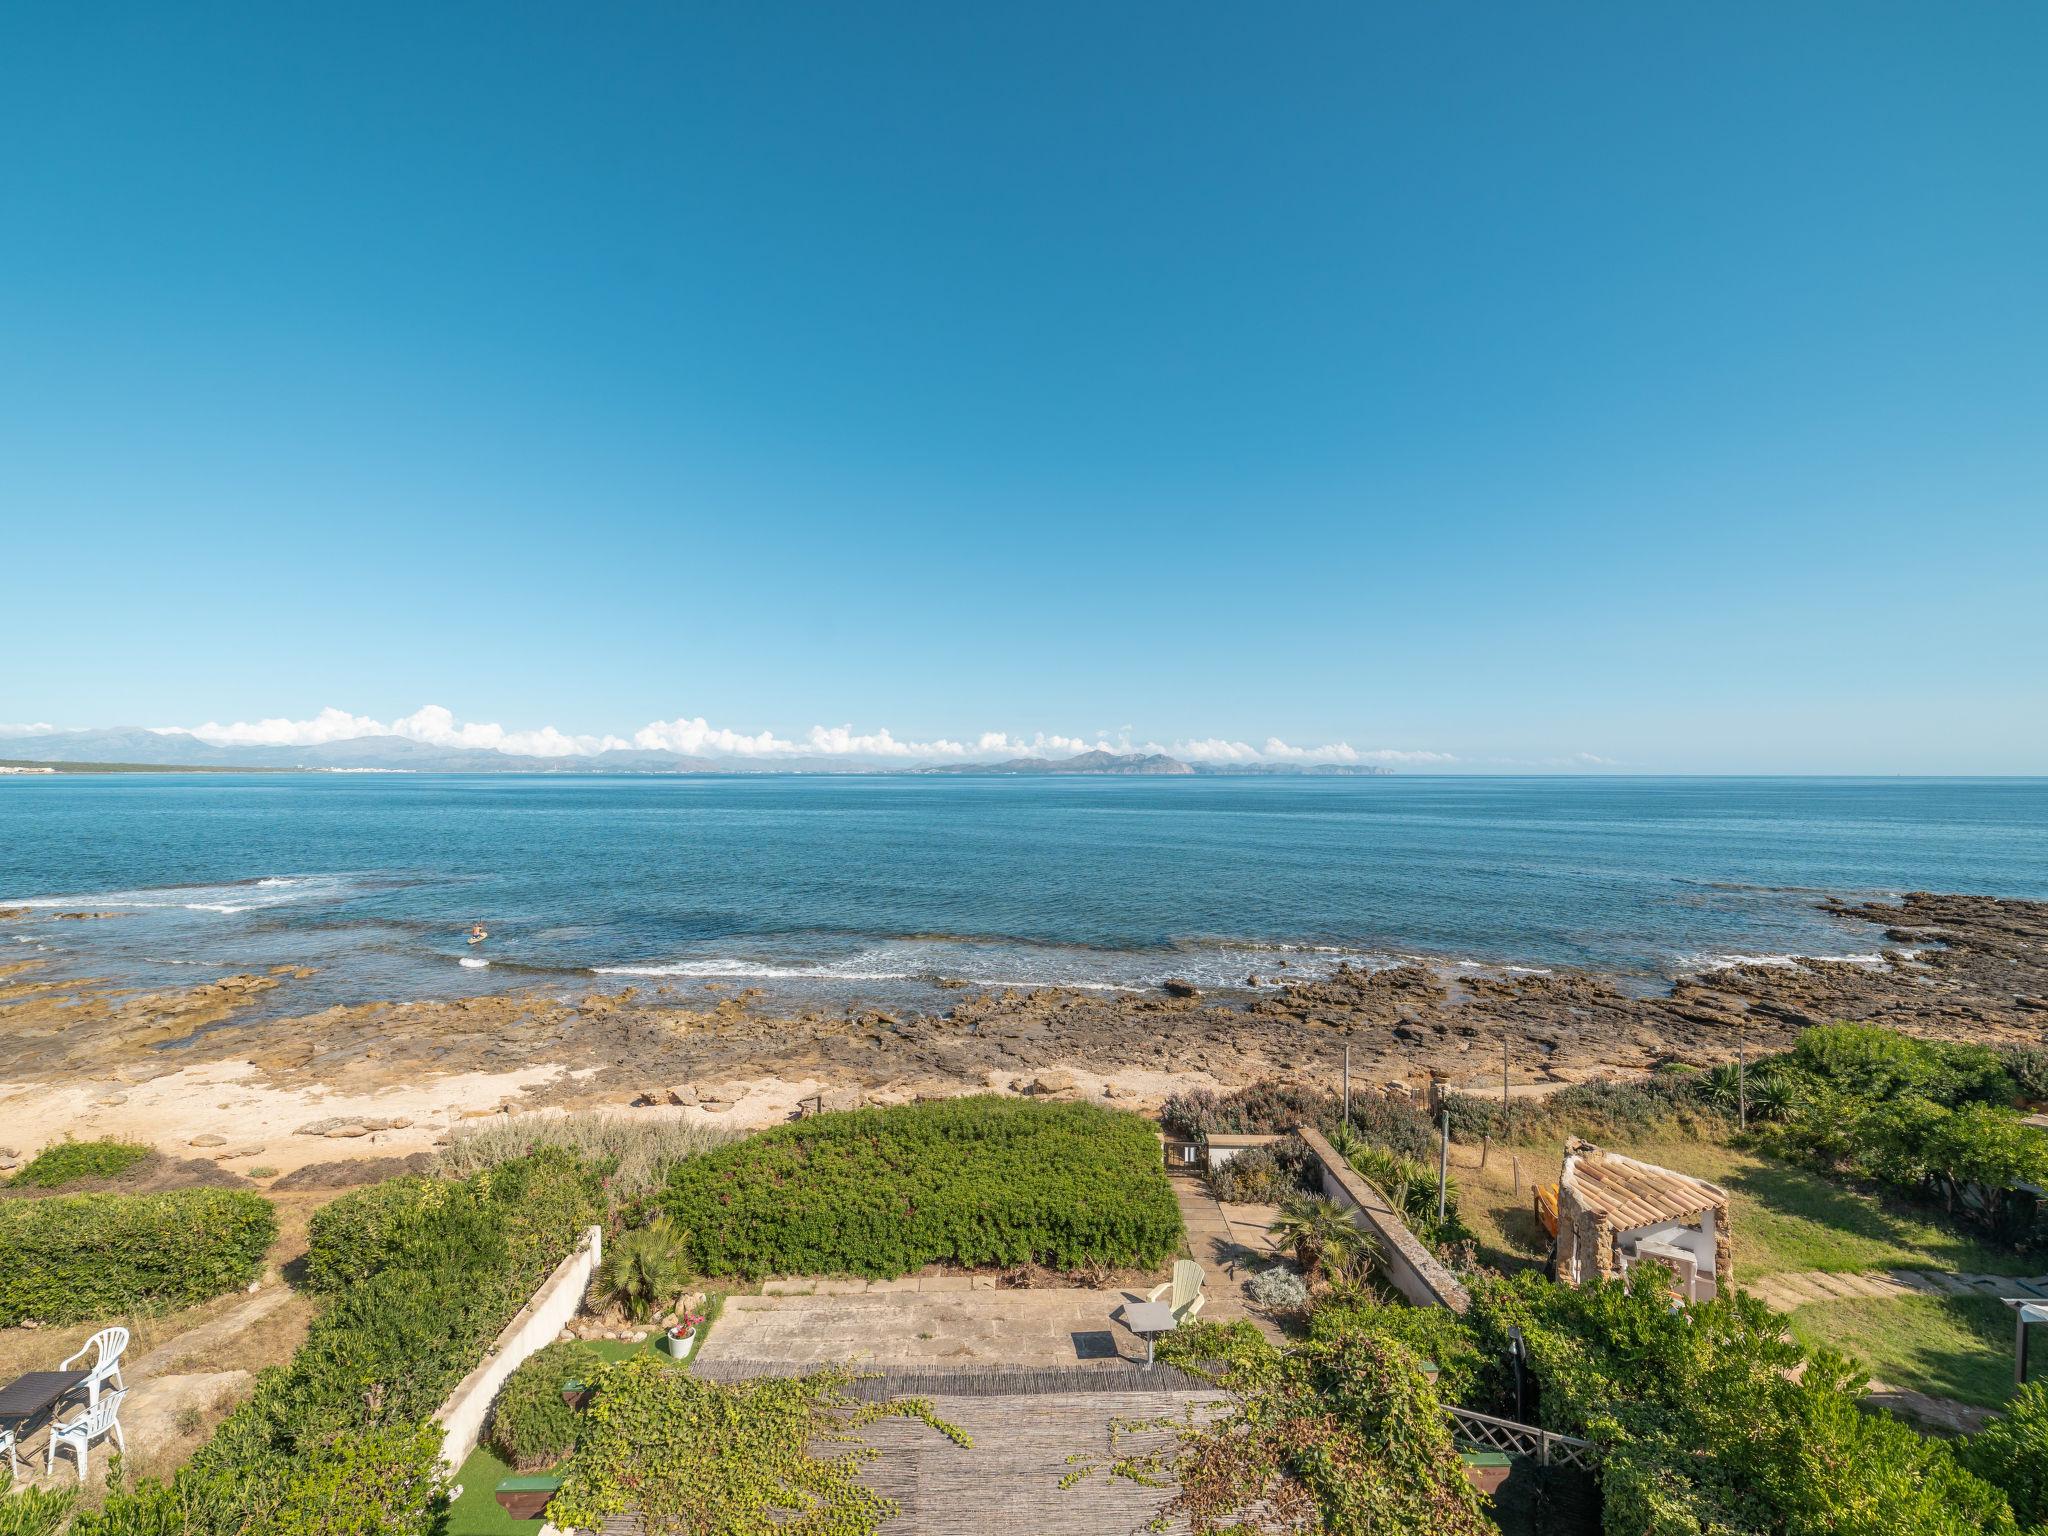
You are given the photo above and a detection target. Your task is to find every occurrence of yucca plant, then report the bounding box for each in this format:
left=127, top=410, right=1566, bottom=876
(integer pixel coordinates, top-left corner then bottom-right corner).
left=598, top=1216, right=692, bottom=1320
left=1323, top=1121, right=1365, bottom=1161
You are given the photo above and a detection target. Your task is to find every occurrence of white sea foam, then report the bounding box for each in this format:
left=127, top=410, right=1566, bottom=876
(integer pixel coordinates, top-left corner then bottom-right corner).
left=0, top=874, right=338, bottom=913
left=1685, top=951, right=1887, bottom=973
left=593, top=960, right=915, bottom=981
left=459, top=957, right=490, bottom=969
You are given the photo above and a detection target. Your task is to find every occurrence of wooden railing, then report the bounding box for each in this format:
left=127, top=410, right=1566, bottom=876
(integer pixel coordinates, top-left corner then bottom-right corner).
left=1446, top=1405, right=1599, bottom=1471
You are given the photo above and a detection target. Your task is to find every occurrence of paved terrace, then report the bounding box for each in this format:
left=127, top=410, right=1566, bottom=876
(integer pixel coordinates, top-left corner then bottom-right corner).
left=695, top=1178, right=1285, bottom=1374
left=603, top=1379, right=1229, bottom=1536
left=653, top=1175, right=1280, bottom=1533
left=698, top=1288, right=1172, bottom=1372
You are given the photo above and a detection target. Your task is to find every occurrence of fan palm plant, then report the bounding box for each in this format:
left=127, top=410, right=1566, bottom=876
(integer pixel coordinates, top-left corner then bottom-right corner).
left=1268, top=1195, right=1376, bottom=1284
left=599, top=1216, right=692, bottom=1320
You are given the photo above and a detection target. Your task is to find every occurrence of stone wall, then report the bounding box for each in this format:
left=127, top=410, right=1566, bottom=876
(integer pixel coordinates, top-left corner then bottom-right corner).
left=1296, top=1126, right=1470, bottom=1313
left=434, top=1224, right=603, bottom=1474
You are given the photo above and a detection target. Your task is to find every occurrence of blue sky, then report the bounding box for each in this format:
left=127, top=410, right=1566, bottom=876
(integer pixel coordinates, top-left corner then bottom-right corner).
left=2, top=4, right=2043, bottom=771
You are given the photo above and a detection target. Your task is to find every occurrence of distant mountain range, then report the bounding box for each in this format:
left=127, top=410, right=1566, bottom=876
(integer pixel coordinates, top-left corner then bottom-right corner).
left=0, top=728, right=1393, bottom=777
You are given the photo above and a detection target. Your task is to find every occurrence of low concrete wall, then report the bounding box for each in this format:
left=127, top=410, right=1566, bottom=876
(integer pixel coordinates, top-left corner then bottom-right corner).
left=1297, top=1127, right=1470, bottom=1314
left=435, top=1225, right=603, bottom=1474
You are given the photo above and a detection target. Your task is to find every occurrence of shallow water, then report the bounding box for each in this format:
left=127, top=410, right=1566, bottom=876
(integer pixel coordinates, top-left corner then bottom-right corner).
left=2, top=774, right=2044, bottom=1014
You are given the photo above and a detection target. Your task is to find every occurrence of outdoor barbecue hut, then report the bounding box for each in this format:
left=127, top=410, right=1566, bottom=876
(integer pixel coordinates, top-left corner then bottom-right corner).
left=1554, top=1137, right=1733, bottom=1302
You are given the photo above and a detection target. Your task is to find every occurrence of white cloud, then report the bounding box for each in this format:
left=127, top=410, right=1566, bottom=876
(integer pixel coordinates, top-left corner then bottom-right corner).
left=149, top=705, right=1454, bottom=766
left=174, top=707, right=388, bottom=747
left=633, top=717, right=798, bottom=756
left=0, top=722, right=57, bottom=736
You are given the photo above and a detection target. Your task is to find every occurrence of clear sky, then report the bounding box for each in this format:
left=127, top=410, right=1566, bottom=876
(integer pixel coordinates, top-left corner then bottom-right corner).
left=3, top=4, right=2043, bottom=772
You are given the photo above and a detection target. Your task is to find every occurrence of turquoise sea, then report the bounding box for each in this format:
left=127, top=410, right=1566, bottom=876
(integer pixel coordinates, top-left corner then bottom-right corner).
left=2, top=775, right=2044, bottom=1014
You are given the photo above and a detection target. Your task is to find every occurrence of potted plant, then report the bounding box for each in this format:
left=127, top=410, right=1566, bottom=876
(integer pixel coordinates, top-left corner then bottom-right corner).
left=664, top=1309, right=707, bottom=1359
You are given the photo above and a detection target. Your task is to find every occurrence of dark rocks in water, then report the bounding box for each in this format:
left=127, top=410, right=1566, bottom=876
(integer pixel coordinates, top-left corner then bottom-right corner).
left=1162, top=979, right=1201, bottom=999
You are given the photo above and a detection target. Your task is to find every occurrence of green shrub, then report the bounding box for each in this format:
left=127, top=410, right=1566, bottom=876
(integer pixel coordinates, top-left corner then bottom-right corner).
left=2003, top=1046, right=2048, bottom=1105
left=1306, top=1286, right=1495, bottom=1405
left=1206, top=1135, right=1319, bottom=1203
left=270, top=1424, right=448, bottom=1536
left=0, top=1468, right=75, bottom=1535
left=1446, top=1076, right=1730, bottom=1147
left=1160, top=1081, right=1337, bottom=1142
left=1341, top=1096, right=1438, bottom=1161
left=1788, top=1023, right=2012, bottom=1108
left=1960, top=1381, right=2048, bottom=1527
left=489, top=1341, right=602, bottom=1471
left=6, top=1137, right=152, bottom=1189
left=1084, top=1321, right=1492, bottom=1535
left=74, top=1150, right=600, bottom=1536
left=306, top=1146, right=603, bottom=1292
left=1752, top=1024, right=2048, bottom=1248
left=0, top=1187, right=275, bottom=1325
left=1433, top=1268, right=2026, bottom=1536
left=663, top=1096, right=1182, bottom=1279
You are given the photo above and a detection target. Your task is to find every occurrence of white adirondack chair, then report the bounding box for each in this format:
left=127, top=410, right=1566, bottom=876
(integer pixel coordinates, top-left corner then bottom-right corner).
left=61, top=1326, right=129, bottom=1408
left=1148, top=1259, right=1206, bottom=1324
left=47, top=1388, right=126, bottom=1483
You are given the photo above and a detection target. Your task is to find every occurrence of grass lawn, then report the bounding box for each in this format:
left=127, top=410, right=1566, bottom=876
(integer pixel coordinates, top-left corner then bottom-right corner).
left=1452, top=1139, right=2038, bottom=1280
left=448, top=1445, right=538, bottom=1536
left=1788, top=1293, right=2019, bottom=1409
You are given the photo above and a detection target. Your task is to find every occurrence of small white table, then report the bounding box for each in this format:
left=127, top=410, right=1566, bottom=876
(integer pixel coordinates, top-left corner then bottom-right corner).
left=1123, top=1300, right=1177, bottom=1368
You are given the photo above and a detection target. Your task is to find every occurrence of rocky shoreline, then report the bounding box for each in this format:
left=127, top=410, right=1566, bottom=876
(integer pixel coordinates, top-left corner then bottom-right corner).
left=1, top=892, right=2043, bottom=1171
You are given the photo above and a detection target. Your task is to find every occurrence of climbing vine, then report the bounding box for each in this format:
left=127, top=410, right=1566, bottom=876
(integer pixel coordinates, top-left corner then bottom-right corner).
left=546, top=1356, right=970, bottom=1536
left=1066, top=1319, right=1493, bottom=1536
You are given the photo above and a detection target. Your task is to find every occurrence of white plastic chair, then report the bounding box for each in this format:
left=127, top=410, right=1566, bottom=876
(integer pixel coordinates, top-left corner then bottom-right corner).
left=1148, top=1259, right=1206, bottom=1324
left=1, top=1424, right=16, bottom=1482
left=61, top=1326, right=128, bottom=1408
left=47, top=1388, right=125, bottom=1483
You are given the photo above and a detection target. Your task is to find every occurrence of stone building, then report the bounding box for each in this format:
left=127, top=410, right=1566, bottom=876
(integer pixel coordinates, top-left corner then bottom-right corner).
left=1554, top=1138, right=1732, bottom=1303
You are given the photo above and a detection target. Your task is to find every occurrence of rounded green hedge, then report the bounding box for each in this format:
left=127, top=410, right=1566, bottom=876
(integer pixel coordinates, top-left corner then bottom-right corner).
left=488, top=1340, right=602, bottom=1470
left=0, top=1187, right=277, bottom=1325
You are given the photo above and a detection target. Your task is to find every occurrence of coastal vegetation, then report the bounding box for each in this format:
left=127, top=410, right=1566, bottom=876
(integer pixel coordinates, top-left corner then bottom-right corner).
left=1073, top=1320, right=1492, bottom=1536
left=437, top=1110, right=739, bottom=1200
left=1448, top=1024, right=2048, bottom=1259
left=546, top=1356, right=968, bottom=1535
left=1746, top=1024, right=2048, bottom=1247
left=70, top=1150, right=600, bottom=1535
left=1959, top=1385, right=2048, bottom=1529
left=0, top=1187, right=275, bottom=1326
left=660, top=1096, right=1182, bottom=1279
left=1178, top=1080, right=1473, bottom=1251
left=303, top=1148, right=601, bottom=1294
left=4, top=1138, right=152, bottom=1189
left=486, top=1340, right=603, bottom=1471
left=1310, top=1270, right=2035, bottom=1536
